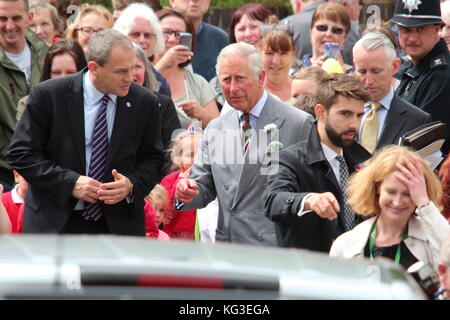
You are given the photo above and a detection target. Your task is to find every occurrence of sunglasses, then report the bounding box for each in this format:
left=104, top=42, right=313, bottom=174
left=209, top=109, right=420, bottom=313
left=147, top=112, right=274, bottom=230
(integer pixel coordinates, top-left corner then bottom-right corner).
left=314, top=25, right=345, bottom=35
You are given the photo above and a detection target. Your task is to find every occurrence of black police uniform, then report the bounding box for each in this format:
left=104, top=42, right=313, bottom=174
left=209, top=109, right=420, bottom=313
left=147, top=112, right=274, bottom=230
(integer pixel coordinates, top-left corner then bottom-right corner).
left=396, top=39, right=450, bottom=155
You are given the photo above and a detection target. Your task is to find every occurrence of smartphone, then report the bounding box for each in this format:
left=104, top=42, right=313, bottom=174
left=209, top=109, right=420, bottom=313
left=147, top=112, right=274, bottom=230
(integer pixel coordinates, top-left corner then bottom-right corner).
left=179, top=32, right=192, bottom=50
left=323, top=42, right=339, bottom=59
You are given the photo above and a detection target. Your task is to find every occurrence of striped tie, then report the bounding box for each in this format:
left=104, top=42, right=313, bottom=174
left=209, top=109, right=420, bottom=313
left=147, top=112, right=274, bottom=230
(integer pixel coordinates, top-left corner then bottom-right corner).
left=83, top=95, right=109, bottom=221
left=241, top=113, right=251, bottom=153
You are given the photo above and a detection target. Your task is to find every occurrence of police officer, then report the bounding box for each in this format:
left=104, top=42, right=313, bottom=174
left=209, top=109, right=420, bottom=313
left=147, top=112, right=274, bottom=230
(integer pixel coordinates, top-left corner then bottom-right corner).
left=391, top=0, right=450, bottom=155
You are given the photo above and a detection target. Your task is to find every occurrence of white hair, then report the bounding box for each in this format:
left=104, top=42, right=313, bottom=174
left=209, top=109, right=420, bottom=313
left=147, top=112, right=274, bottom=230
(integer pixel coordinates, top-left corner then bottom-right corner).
left=113, top=3, right=164, bottom=56
left=353, top=31, right=397, bottom=63
left=216, top=42, right=263, bottom=79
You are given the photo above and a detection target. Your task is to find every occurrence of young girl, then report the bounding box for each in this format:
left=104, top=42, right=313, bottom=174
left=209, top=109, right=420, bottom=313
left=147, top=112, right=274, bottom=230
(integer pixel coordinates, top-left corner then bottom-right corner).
left=145, top=184, right=170, bottom=240
left=160, top=130, right=202, bottom=240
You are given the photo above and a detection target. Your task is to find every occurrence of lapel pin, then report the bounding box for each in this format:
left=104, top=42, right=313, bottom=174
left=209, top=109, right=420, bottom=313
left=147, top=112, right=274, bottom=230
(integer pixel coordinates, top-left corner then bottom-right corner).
left=126, top=102, right=131, bottom=108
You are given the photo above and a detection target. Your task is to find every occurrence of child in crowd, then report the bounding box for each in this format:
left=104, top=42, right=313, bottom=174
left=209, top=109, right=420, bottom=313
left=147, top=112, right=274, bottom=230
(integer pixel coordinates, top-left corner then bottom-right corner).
left=2, top=171, right=27, bottom=233
left=0, top=185, right=12, bottom=234
left=145, top=184, right=170, bottom=240
left=160, top=130, right=202, bottom=240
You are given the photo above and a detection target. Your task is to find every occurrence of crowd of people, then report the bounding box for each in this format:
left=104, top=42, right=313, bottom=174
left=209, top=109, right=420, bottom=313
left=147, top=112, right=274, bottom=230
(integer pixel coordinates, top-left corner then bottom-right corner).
left=1, top=0, right=450, bottom=298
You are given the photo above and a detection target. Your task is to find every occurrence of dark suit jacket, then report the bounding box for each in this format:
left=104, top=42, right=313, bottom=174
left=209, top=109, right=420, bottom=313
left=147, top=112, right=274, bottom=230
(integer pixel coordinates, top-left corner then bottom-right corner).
left=263, top=123, right=371, bottom=252
left=7, top=70, right=164, bottom=235
left=373, top=93, right=432, bottom=150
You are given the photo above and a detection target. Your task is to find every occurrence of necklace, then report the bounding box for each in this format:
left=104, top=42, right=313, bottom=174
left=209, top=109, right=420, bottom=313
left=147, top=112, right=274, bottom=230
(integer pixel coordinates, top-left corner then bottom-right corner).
left=369, top=219, right=408, bottom=264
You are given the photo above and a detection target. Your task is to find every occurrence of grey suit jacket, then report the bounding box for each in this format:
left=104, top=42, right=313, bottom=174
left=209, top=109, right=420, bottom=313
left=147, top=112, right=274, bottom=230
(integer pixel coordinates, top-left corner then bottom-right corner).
left=181, top=94, right=314, bottom=246
left=283, top=1, right=359, bottom=65
left=369, top=94, right=432, bottom=150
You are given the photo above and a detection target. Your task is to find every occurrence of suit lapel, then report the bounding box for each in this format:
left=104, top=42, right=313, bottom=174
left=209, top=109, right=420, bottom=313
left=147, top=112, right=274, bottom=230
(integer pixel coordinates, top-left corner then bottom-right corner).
left=64, top=72, right=86, bottom=172
left=232, top=96, right=283, bottom=208
left=377, top=95, right=406, bottom=147
left=221, top=109, right=243, bottom=182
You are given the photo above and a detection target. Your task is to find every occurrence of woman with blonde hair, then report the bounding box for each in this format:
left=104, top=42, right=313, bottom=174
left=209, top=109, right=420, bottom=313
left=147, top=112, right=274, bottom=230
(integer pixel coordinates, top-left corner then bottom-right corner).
left=65, top=4, right=114, bottom=55
left=330, top=145, right=450, bottom=269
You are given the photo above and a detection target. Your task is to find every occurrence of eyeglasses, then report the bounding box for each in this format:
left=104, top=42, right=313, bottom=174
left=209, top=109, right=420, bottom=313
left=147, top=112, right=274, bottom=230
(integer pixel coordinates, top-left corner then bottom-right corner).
left=129, top=31, right=156, bottom=40
left=162, top=29, right=182, bottom=39
left=314, top=25, right=345, bottom=35
left=77, top=27, right=103, bottom=36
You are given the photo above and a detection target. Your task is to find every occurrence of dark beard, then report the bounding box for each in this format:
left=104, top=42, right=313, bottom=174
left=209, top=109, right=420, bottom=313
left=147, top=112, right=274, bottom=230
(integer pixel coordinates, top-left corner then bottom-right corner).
left=325, top=122, right=356, bottom=149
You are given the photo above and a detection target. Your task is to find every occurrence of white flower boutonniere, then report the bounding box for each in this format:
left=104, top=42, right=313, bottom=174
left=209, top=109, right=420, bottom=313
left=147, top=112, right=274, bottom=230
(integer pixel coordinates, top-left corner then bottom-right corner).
left=266, top=141, right=284, bottom=155
left=264, top=123, right=277, bottom=133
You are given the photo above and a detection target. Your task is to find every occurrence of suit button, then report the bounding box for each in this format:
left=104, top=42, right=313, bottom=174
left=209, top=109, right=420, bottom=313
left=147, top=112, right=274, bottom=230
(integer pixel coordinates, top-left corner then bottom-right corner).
left=230, top=210, right=235, bottom=216
left=224, top=185, right=229, bottom=191
left=286, top=196, right=295, bottom=204
left=258, top=235, right=263, bottom=241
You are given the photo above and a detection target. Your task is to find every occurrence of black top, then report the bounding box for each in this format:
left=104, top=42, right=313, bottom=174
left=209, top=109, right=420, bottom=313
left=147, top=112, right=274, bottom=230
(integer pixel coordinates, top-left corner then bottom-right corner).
left=364, top=240, right=419, bottom=270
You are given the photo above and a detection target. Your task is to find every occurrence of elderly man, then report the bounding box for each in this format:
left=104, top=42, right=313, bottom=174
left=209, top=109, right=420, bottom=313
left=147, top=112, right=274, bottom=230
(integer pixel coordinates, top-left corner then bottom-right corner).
left=175, top=42, right=313, bottom=246
left=169, top=0, right=228, bottom=81
left=391, top=0, right=450, bottom=155
left=7, top=29, right=164, bottom=235
left=0, top=0, right=48, bottom=190
left=353, top=31, right=432, bottom=153
left=263, top=74, right=372, bottom=252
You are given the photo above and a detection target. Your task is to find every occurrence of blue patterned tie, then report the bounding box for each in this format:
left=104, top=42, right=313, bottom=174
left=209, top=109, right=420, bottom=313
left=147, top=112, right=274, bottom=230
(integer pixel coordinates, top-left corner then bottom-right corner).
left=336, top=155, right=355, bottom=231
left=83, top=95, right=109, bottom=221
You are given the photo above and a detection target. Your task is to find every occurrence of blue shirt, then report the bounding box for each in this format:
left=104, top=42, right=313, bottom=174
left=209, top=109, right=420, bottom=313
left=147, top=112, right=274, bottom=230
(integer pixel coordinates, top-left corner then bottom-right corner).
left=237, top=90, right=268, bottom=128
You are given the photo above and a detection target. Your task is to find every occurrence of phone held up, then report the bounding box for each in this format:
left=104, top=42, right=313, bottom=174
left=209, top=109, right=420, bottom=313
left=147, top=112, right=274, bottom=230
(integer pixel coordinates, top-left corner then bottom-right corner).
left=323, top=42, right=339, bottom=60
left=179, top=32, right=192, bottom=51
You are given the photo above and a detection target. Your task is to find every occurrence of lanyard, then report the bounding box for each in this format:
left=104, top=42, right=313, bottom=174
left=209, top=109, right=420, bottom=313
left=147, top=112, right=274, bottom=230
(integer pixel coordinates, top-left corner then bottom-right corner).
left=369, top=221, right=408, bottom=265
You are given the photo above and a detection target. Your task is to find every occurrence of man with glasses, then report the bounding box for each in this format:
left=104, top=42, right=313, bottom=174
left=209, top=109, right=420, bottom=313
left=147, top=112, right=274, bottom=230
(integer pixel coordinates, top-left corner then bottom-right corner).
left=0, top=0, right=48, bottom=191
left=169, top=0, right=228, bottom=82
left=391, top=0, right=450, bottom=155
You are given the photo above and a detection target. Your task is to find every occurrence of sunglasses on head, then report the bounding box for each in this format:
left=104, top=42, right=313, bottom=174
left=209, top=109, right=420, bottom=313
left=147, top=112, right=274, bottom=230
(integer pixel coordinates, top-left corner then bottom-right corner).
left=314, top=25, right=345, bottom=35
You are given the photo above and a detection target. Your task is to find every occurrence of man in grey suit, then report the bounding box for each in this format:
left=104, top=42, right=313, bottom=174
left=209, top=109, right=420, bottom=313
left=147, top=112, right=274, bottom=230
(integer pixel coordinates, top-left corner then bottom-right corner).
left=175, top=42, right=314, bottom=246
left=283, top=0, right=359, bottom=65
left=353, top=32, right=432, bottom=153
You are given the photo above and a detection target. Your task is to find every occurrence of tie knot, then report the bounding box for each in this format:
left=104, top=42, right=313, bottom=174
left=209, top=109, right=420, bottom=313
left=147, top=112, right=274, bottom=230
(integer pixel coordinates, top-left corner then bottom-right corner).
left=335, top=154, right=345, bottom=163
left=101, top=95, right=109, bottom=106
left=242, top=112, right=250, bottom=121
left=371, top=102, right=382, bottom=111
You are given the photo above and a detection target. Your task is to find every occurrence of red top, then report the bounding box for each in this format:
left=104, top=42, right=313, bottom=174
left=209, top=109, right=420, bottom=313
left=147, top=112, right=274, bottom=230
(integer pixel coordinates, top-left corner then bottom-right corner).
left=2, top=191, right=23, bottom=234
left=160, top=170, right=196, bottom=234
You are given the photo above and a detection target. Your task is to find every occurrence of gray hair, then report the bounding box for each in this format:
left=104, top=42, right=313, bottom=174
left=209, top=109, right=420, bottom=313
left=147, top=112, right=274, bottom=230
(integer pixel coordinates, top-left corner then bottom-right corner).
left=113, top=3, right=164, bottom=57
left=441, top=233, right=450, bottom=267
left=216, top=42, right=263, bottom=79
left=87, top=29, right=134, bottom=66
left=30, top=3, right=63, bottom=34
left=353, top=31, right=397, bottom=63
left=132, top=42, right=160, bottom=92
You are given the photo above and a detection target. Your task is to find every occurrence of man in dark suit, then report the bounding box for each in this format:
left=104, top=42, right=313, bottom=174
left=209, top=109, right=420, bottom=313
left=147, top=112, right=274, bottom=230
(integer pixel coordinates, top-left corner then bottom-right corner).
left=7, top=29, right=164, bottom=235
left=353, top=31, right=432, bottom=153
left=263, top=74, right=371, bottom=252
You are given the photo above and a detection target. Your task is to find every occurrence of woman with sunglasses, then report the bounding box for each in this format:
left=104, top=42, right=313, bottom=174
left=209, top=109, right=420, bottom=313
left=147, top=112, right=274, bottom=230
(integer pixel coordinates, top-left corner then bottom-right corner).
left=302, top=3, right=353, bottom=73
left=154, top=8, right=219, bottom=130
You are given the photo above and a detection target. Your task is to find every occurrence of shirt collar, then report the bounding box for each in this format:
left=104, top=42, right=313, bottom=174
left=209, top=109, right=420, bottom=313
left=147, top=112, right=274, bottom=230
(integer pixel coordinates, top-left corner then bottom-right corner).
left=365, top=87, right=394, bottom=112
left=83, top=71, right=118, bottom=105
left=237, top=90, right=268, bottom=119
left=320, top=141, right=342, bottom=163
left=196, top=22, right=204, bottom=34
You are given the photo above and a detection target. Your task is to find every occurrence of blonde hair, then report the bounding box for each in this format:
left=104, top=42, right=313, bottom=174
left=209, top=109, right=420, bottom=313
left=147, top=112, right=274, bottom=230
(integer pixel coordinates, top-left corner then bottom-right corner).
left=146, top=184, right=169, bottom=209
left=169, top=130, right=202, bottom=172
left=65, top=4, right=114, bottom=40
left=347, top=145, right=442, bottom=216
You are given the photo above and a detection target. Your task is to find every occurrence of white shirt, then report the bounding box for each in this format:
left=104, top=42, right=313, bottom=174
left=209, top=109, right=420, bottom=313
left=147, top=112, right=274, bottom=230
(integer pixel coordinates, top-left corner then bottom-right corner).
left=358, top=87, right=394, bottom=142
left=5, top=42, right=32, bottom=85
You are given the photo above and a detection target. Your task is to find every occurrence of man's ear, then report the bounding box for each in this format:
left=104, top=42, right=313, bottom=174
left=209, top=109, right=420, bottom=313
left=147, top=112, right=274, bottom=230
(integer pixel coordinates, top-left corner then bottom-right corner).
left=392, top=57, right=401, bottom=75
left=87, top=61, right=98, bottom=74
left=258, top=69, right=266, bottom=87
left=27, top=11, right=33, bottom=24
left=315, top=104, right=326, bottom=121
